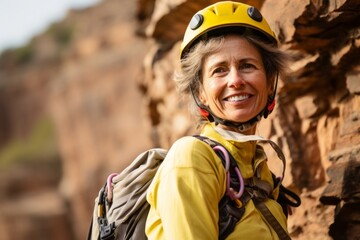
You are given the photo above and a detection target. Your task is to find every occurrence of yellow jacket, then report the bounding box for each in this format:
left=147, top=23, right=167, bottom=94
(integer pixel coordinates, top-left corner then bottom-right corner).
left=145, top=123, right=288, bottom=239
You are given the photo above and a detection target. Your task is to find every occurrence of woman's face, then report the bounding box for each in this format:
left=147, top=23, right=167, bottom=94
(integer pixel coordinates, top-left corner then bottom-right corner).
left=199, top=35, right=272, bottom=129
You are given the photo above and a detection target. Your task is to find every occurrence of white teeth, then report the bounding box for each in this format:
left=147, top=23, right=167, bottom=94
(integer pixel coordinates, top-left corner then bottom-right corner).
left=227, top=95, right=249, bottom=102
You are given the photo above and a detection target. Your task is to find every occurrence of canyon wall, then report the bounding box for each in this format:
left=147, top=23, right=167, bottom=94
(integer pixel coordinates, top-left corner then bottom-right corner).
left=0, top=0, right=359, bottom=239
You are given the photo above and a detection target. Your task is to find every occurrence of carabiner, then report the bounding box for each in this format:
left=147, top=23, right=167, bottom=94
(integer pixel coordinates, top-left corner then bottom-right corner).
left=213, top=145, right=244, bottom=200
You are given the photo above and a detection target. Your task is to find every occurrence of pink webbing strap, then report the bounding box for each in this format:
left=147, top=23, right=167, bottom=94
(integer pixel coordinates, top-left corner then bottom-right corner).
left=213, top=145, right=244, bottom=200
left=106, top=173, right=118, bottom=203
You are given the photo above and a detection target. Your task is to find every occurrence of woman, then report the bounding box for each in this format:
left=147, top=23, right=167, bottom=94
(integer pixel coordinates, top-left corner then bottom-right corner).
left=145, top=1, right=290, bottom=239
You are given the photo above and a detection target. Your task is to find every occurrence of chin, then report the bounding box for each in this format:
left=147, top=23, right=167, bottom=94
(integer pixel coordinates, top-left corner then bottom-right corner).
left=230, top=115, right=255, bottom=123
left=230, top=110, right=261, bottom=122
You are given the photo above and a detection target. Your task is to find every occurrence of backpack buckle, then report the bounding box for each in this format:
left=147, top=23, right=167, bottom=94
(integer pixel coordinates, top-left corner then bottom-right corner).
left=99, top=219, right=115, bottom=240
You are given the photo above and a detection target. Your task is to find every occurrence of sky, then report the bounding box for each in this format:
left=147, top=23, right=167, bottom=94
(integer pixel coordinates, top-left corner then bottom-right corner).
left=0, top=0, right=101, bottom=53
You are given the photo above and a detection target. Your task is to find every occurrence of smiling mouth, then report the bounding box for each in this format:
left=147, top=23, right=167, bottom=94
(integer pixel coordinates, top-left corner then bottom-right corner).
left=225, top=94, right=251, bottom=102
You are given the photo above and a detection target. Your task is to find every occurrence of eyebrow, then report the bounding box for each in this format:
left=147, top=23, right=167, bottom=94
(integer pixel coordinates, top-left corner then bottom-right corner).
left=207, top=57, right=259, bottom=68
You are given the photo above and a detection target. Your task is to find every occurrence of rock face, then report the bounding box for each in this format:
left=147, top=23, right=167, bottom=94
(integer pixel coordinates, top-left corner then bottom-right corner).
left=140, top=0, right=360, bottom=239
left=0, top=0, right=359, bottom=239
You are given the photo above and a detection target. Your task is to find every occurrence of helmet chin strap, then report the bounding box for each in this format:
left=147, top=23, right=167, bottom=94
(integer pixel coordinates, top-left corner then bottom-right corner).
left=200, top=103, right=267, bottom=133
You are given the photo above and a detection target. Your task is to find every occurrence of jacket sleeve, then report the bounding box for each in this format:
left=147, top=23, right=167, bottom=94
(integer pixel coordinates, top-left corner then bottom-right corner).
left=147, top=136, right=226, bottom=240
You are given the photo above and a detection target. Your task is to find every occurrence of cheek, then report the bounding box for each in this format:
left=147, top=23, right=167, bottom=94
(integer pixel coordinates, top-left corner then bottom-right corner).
left=258, top=74, right=271, bottom=96
left=207, top=80, right=224, bottom=100
left=199, top=81, right=218, bottom=105
left=252, top=75, right=271, bottom=106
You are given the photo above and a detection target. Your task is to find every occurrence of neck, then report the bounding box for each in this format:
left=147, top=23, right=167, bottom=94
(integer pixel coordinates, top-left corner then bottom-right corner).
left=217, top=123, right=257, bottom=135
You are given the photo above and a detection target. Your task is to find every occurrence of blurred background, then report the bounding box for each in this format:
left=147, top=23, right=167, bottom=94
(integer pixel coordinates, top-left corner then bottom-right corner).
left=0, top=0, right=359, bottom=239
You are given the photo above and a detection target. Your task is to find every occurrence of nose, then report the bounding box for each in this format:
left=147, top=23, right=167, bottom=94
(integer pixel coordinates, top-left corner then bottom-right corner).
left=228, top=68, right=245, bottom=89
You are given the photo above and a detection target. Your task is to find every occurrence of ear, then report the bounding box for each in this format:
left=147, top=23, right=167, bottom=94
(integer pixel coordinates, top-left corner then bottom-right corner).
left=198, top=88, right=208, bottom=106
left=267, top=75, right=276, bottom=95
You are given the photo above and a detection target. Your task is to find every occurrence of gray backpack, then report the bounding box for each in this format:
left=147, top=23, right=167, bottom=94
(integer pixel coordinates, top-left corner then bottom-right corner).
left=88, top=148, right=166, bottom=240
left=87, top=136, right=300, bottom=240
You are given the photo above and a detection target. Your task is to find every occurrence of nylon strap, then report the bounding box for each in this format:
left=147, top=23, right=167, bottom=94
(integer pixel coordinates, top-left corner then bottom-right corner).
left=254, top=199, right=291, bottom=240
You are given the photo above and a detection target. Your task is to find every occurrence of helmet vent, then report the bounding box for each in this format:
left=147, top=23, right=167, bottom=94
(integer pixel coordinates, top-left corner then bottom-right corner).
left=208, top=6, right=217, bottom=15
left=232, top=4, right=238, bottom=13
left=247, top=6, right=262, bottom=22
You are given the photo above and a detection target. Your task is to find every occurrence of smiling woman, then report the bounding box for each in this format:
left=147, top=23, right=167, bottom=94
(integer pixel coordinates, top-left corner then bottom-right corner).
left=145, top=1, right=297, bottom=240
left=199, top=35, right=270, bottom=135
left=176, top=28, right=287, bottom=133
left=0, top=0, right=100, bottom=53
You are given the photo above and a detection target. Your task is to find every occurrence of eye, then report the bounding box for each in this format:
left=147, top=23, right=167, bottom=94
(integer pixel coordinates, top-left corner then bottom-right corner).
left=212, top=66, right=228, bottom=76
left=239, top=63, right=256, bottom=71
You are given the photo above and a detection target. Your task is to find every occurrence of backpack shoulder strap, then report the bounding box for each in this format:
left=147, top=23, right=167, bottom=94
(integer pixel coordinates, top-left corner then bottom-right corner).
left=193, top=135, right=246, bottom=240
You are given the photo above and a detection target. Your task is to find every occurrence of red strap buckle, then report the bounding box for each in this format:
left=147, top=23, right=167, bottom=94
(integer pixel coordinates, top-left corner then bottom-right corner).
left=267, top=99, right=276, bottom=112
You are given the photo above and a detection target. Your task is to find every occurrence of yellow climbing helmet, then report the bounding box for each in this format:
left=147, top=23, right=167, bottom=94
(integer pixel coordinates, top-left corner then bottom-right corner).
left=180, top=1, right=278, bottom=58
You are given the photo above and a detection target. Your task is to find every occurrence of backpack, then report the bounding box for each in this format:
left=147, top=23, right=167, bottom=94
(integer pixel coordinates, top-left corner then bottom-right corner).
left=87, top=136, right=301, bottom=240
